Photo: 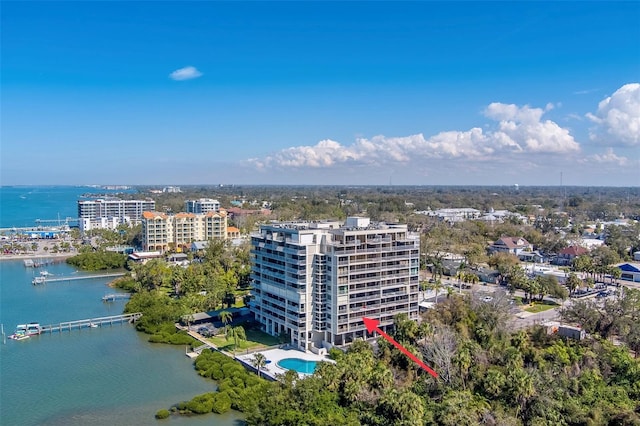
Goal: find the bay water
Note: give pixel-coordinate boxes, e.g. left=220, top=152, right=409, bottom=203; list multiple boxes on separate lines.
left=0, top=186, right=130, bottom=228
left=0, top=187, right=245, bottom=425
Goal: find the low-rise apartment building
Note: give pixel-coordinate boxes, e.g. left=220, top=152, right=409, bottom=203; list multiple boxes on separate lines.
left=141, top=210, right=228, bottom=251
left=250, top=217, right=420, bottom=352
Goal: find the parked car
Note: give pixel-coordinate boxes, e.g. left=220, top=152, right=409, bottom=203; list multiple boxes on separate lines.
left=197, top=325, right=215, bottom=337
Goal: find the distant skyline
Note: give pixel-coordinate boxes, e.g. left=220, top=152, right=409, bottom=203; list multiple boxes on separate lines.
left=2, top=2, right=639, bottom=186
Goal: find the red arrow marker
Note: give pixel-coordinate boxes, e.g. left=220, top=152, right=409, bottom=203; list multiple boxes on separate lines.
left=363, top=317, right=438, bottom=379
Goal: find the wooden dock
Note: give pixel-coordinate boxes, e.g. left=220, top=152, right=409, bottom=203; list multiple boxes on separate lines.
left=102, top=293, right=132, bottom=302
left=37, top=313, right=142, bottom=334
left=24, top=258, right=65, bottom=268
left=37, top=273, right=126, bottom=284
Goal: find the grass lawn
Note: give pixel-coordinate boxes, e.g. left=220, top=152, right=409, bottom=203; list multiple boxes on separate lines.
left=208, top=328, right=280, bottom=352
left=523, top=300, right=559, bottom=313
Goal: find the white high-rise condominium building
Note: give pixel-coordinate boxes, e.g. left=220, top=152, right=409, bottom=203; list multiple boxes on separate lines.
left=78, top=198, right=156, bottom=232
left=250, top=217, right=420, bottom=352
left=78, top=198, right=156, bottom=221
left=185, top=198, right=220, bottom=214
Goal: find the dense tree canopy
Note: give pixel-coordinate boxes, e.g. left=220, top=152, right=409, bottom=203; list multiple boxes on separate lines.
left=246, top=295, right=640, bottom=425
left=66, top=251, right=127, bottom=270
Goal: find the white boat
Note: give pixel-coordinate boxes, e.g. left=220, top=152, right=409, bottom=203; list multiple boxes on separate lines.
left=9, top=324, right=37, bottom=340
left=40, top=270, right=52, bottom=277
left=32, top=276, right=46, bottom=285
left=9, top=332, right=30, bottom=341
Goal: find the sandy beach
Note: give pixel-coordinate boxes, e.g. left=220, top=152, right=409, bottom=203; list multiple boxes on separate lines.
left=0, top=239, right=78, bottom=262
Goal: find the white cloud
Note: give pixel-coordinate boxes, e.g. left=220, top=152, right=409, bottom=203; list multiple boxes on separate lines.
left=587, top=148, right=629, bottom=166
left=169, top=66, right=203, bottom=81
left=566, top=113, right=583, bottom=121
left=573, top=88, right=599, bottom=95
left=249, top=101, right=580, bottom=170
left=586, top=83, right=640, bottom=146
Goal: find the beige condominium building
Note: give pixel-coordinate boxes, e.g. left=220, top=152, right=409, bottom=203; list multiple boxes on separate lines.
left=250, top=217, right=420, bottom=352
left=142, top=210, right=228, bottom=251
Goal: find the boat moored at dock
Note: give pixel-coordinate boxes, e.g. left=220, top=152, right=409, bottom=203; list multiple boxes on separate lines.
left=8, top=323, right=42, bottom=340
left=32, top=276, right=46, bottom=285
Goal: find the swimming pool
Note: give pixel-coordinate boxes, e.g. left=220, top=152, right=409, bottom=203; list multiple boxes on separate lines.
left=277, top=358, right=318, bottom=374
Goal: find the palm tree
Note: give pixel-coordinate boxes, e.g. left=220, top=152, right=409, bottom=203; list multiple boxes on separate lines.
left=226, top=325, right=246, bottom=355
left=446, top=286, right=454, bottom=299
left=251, top=352, right=267, bottom=378
left=566, top=272, right=581, bottom=295
left=433, top=279, right=443, bottom=303
left=467, top=272, right=479, bottom=292
left=610, top=267, right=622, bottom=287
left=510, top=368, right=535, bottom=418
left=219, top=310, right=233, bottom=326
left=453, top=344, right=473, bottom=390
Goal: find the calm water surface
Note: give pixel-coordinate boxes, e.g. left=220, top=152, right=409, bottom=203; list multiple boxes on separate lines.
left=0, top=186, right=245, bottom=425
left=0, top=186, right=132, bottom=228
left=0, top=261, right=244, bottom=425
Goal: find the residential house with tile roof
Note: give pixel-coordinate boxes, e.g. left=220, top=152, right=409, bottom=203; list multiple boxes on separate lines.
left=555, top=245, right=589, bottom=266
left=489, top=237, right=533, bottom=256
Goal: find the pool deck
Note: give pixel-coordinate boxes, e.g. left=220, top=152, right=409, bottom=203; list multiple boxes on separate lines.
left=235, top=347, right=333, bottom=380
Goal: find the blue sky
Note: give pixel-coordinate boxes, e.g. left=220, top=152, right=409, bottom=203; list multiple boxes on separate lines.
left=2, top=1, right=639, bottom=186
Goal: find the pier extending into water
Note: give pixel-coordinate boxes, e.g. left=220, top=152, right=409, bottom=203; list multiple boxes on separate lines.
left=102, top=293, right=132, bottom=302
left=37, top=313, right=142, bottom=334
left=34, top=273, right=126, bottom=284
left=24, top=258, right=67, bottom=268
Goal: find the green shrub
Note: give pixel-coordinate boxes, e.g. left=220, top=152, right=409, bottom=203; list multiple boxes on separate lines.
left=66, top=252, right=127, bottom=270
left=208, top=366, right=224, bottom=380
left=155, top=409, right=170, bottom=419
left=169, top=332, right=195, bottom=345
left=148, top=334, right=168, bottom=343
left=211, top=392, right=232, bottom=414
left=328, top=347, right=344, bottom=360
left=186, top=393, right=215, bottom=414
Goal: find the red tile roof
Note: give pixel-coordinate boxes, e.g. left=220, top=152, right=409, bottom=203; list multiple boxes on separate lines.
left=142, top=211, right=167, bottom=219
left=559, top=246, right=589, bottom=256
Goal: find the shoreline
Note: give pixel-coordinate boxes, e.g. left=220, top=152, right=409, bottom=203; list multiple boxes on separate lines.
left=0, top=253, right=75, bottom=262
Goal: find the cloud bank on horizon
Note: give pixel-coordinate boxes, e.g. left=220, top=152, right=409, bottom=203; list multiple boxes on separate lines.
left=248, top=83, right=639, bottom=173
